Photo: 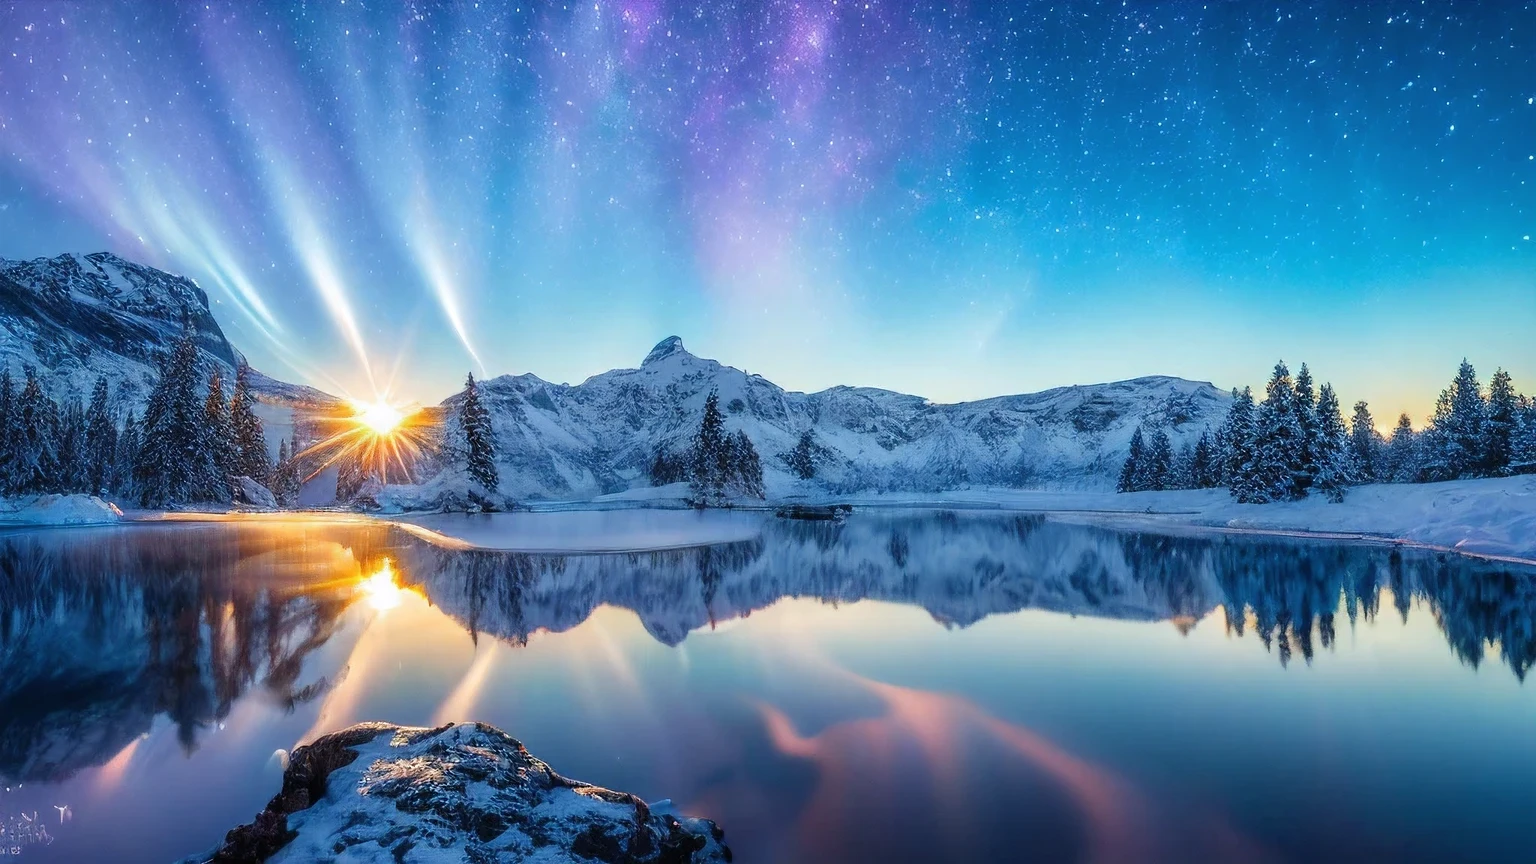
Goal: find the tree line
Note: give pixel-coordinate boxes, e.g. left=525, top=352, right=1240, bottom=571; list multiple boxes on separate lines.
left=0, top=322, right=304, bottom=507
left=1120, top=359, right=1536, bottom=502
left=648, top=389, right=764, bottom=505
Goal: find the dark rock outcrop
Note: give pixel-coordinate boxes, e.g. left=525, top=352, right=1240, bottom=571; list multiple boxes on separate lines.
left=194, top=721, right=730, bottom=864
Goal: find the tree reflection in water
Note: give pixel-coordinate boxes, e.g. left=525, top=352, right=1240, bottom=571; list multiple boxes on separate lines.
left=1, top=513, right=1533, bottom=786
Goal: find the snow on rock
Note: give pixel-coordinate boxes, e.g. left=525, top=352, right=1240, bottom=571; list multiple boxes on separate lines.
left=407, top=335, right=1231, bottom=503
left=0, top=494, right=122, bottom=525
left=233, top=477, right=280, bottom=510
left=192, top=721, right=730, bottom=864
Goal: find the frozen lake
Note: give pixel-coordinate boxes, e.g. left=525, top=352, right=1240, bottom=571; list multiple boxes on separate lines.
left=2, top=513, right=1535, bottom=863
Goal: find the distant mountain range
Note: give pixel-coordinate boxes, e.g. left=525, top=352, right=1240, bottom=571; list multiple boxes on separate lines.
left=445, top=336, right=1230, bottom=498
left=0, top=252, right=1230, bottom=498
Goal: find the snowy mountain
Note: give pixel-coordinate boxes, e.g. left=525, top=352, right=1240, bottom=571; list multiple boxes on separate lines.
left=0, top=251, right=340, bottom=448
left=424, top=336, right=1231, bottom=501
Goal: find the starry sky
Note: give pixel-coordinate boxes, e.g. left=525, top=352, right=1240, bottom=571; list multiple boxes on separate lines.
left=0, top=1, right=1532, bottom=419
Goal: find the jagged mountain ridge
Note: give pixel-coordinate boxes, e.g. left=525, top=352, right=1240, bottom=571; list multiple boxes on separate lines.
left=0, top=251, right=336, bottom=413
left=440, top=335, right=1232, bottom=499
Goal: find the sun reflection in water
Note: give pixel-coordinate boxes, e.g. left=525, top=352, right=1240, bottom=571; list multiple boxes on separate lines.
left=357, top=559, right=403, bottom=611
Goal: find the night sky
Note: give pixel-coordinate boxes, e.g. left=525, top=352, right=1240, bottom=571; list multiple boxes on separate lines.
left=0, top=1, right=1532, bottom=418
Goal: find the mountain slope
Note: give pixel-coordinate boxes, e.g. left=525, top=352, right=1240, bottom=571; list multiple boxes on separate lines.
left=426, top=336, right=1231, bottom=501
left=0, top=252, right=339, bottom=448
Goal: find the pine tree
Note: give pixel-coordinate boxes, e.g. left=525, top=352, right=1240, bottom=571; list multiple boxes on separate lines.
left=1349, top=401, right=1380, bottom=483
left=1294, top=363, right=1319, bottom=493
left=1385, top=413, right=1420, bottom=483
left=114, top=409, right=140, bottom=497
left=137, top=321, right=218, bottom=506
left=1220, top=387, right=1260, bottom=501
left=203, top=369, right=237, bottom=496
left=1190, top=428, right=1219, bottom=488
left=1426, top=359, right=1486, bottom=480
left=13, top=368, right=54, bottom=494
left=0, top=369, right=13, bottom=494
left=84, top=376, right=115, bottom=494
left=730, top=430, right=765, bottom=498
left=230, top=363, right=271, bottom=482
left=1484, top=368, right=1517, bottom=476
left=787, top=430, right=818, bottom=480
left=689, top=390, right=728, bottom=505
left=1144, top=428, right=1174, bottom=491
left=1312, top=383, right=1351, bottom=502
left=459, top=372, right=499, bottom=493
left=270, top=436, right=303, bottom=505
left=53, top=398, right=84, bottom=493
left=1119, top=426, right=1147, bottom=493
left=1252, top=361, right=1305, bottom=501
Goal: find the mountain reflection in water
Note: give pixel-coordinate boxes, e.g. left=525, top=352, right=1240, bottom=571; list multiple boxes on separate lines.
left=1, top=513, right=1534, bottom=863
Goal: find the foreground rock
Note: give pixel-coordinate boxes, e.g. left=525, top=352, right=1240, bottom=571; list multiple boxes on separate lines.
left=0, top=493, right=121, bottom=525
left=193, top=722, right=730, bottom=864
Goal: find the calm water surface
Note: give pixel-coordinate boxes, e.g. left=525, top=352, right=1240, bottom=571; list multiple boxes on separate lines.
left=2, top=512, right=1535, bottom=863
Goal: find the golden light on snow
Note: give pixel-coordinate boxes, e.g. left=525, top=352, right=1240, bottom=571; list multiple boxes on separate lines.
left=358, top=558, right=403, bottom=611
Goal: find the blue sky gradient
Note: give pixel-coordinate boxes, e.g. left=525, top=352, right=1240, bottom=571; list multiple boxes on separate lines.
left=0, top=1, right=1531, bottom=420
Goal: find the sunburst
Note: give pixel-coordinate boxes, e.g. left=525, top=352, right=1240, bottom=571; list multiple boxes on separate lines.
left=297, top=397, right=436, bottom=485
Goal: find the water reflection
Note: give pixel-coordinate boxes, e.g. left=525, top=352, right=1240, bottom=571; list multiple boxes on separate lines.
left=0, top=513, right=1532, bottom=862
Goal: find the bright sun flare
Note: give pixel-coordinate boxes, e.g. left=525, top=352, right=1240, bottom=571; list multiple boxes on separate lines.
left=355, top=400, right=405, bottom=436
left=358, top=559, right=403, bottom=611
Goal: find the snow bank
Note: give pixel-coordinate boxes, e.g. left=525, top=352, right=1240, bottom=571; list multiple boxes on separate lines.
left=835, top=476, right=1536, bottom=564
left=396, top=508, right=766, bottom=553
left=0, top=494, right=122, bottom=526
left=187, top=722, right=730, bottom=864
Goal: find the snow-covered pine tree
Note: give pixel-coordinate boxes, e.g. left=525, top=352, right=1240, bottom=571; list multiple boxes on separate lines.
left=270, top=436, right=303, bottom=505
left=1191, top=428, right=1219, bottom=488
left=1313, top=383, right=1351, bottom=502
left=230, top=363, right=271, bottom=483
left=13, top=367, right=54, bottom=494
left=1293, top=363, right=1319, bottom=493
left=1118, top=425, right=1147, bottom=493
left=730, top=430, right=765, bottom=498
left=1144, top=428, right=1174, bottom=491
left=1516, top=398, right=1536, bottom=468
left=689, top=390, right=728, bottom=505
left=84, top=376, right=116, bottom=495
left=203, top=368, right=238, bottom=497
left=1484, top=368, right=1517, bottom=476
left=1348, top=400, right=1380, bottom=483
left=1426, top=359, right=1486, bottom=480
left=1252, top=361, right=1305, bottom=501
left=0, top=369, right=13, bottom=494
left=459, top=372, right=499, bottom=494
left=136, top=320, right=218, bottom=506
left=53, top=398, right=84, bottom=493
left=1219, top=387, right=1259, bottom=501
left=1385, top=413, right=1420, bottom=483
left=114, top=409, right=140, bottom=498
left=786, top=429, right=818, bottom=480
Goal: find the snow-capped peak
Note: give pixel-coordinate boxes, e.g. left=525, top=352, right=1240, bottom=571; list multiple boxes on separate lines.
left=642, top=335, right=689, bottom=366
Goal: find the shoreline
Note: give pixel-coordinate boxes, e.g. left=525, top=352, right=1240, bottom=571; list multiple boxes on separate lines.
left=3, top=475, right=1531, bottom=567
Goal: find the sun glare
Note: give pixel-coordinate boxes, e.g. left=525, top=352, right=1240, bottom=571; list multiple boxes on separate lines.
left=358, top=559, right=403, bottom=611
left=355, top=399, right=405, bottom=436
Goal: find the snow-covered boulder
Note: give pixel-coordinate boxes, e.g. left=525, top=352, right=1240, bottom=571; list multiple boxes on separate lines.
left=194, top=722, right=730, bottom=864
left=232, top=476, right=279, bottom=510
left=0, top=494, right=121, bottom=525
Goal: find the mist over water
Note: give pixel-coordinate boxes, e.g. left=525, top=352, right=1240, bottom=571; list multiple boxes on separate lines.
left=2, top=515, right=1534, bottom=863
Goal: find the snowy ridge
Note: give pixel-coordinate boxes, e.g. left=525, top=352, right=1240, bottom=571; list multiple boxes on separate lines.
left=0, top=251, right=337, bottom=416
left=420, top=336, right=1231, bottom=501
